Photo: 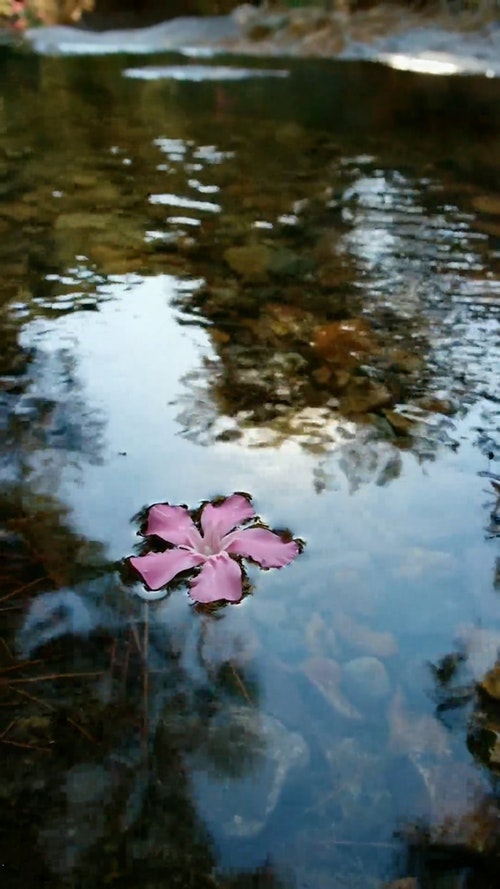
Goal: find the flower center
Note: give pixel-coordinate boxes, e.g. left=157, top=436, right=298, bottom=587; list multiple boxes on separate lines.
left=202, top=541, right=216, bottom=556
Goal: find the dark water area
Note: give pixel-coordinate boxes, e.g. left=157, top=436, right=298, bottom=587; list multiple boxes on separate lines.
left=1, top=46, right=500, bottom=889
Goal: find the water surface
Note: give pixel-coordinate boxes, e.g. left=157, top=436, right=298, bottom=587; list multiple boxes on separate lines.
left=1, top=48, right=500, bottom=888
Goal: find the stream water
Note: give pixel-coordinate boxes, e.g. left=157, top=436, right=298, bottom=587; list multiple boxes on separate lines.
left=0, top=45, right=500, bottom=889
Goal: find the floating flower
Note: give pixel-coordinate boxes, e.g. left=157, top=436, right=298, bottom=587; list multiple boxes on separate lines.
left=128, top=493, right=301, bottom=604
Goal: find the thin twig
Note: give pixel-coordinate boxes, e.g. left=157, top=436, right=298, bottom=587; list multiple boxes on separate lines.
left=12, top=681, right=98, bottom=744
left=315, top=838, right=398, bottom=849
left=0, top=738, right=51, bottom=753
left=120, top=640, right=131, bottom=692
left=0, top=575, right=49, bottom=603
left=130, top=622, right=143, bottom=658
left=109, top=638, right=117, bottom=681
left=0, top=637, right=14, bottom=659
left=11, top=687, right=54, bottom=711
left=67, top=717, right=98, bottom=744
left=6, top=671, right=104, bottom=685
left=0, top=660, right=42, bottom=676
left=143, top=605, right=149, bottom=745
left=0, top=719, right=16, bottom=740
left=230, top=662, right=252, bottom=704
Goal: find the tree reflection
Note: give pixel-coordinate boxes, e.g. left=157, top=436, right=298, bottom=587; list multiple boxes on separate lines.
left=169, top=140, right=499, bottom=487
left=2, top=47, right=499, bottom=496
left=389, top=615, right=500, bottom=889
left=1, top=523, right=297, bottom=887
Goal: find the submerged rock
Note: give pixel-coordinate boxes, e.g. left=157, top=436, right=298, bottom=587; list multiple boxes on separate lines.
left=17, top=589, right=96, bottom=658
left=334, top=610, right=398, bottom=658
left=407, top=760, right=495, bottom=853
left=224, top=244, right=271, bottom=282
left=388, top=689, right=449, bottom=758
left=304, top=612, right=338, bottom=659
left=383, top=408, right=416, bottom=437
left=479, top=662, right=500, bottom=701
left=302, top=656, right=362, bottom=721
left=311, top=318, right=378, bottom=368
left=472, top=194, right=500, bottom=216
left=323, top=736, right=392, bottom=834
left=342, top=656, right=391, bottom=706
left=339, top=377, right=392, bottom=415
left=189, top=706, right=309, bottom=838
left=458, top=626, right=500, bottom=682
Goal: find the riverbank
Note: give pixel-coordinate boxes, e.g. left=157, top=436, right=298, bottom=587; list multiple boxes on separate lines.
left=2, top=4, right=497, bottom=77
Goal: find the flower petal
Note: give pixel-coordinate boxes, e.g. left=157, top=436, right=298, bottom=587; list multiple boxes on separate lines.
left=144, top=504, right=203, bottom=549
left=129, top=550, right=204, bottom=591
left=200, top=494, right=255, bottom=549
left=188, top=553, right=243, bottom=604
left=223, top=528, right=299, bottom=568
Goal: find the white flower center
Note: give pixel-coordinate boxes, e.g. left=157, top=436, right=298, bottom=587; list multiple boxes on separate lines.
left=202, top=542, right=216, bottom=556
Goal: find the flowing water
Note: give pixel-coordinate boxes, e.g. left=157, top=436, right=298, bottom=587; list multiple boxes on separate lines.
left=1, top=45, right=500, bottom=888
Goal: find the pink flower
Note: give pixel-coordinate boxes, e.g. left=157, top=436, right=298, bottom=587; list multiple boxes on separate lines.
left=128, top=493, right=300, bottom=605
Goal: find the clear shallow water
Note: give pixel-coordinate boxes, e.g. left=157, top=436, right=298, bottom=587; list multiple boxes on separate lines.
left=1, top=48, right=500, bottom=889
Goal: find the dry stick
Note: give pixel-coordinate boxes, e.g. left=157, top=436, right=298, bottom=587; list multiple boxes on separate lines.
left=0, top=575, right=49, bottom=603
left=143, top=605, right=149, bottom=746
left=11, top=686, right=54, bottom=711
left=0, top=737, right=51, bottom=753
left=67, top=717, right=99, bottom=745
left=0, top=719, right=16, bottom=740
left=0, top=637, right=14, bottom=659
left=317, top=839, right=398, bottom=849
left=130, top=621, right=143, bottom=658
left=12, top=675, right=98, bottom=745
left=121, top=640, right=131, bottom=691
left=230, top=662, right=252, bottom=704
left=109, top=638, right=117, bottom=682
left=0, top=659, right=42, bottom=676
left=6, top=671, right=104, bottom=685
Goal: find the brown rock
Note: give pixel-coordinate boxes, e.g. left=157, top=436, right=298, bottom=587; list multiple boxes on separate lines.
left=54, top=211, right=108, bottom=231
left=389, top=349, right=423, bottom=375
left=480, top=662, right=500, bottom=700
left=331, top=368, right=351, bottom=390
left=472, top=194, right=500, bottom=216
left=211, top=329, right=230, bottom=345
left=384, top=409, right=415, bottom=436
left=312, top=365, right=331, bottom=385
left=416, top=396, right=458, bottom=416
left=489, top=731, right=500, bottom=765
left=476, top=219, right=500, bottom=238
left=339, top=378, right=392, bottom=415
left=311, top=318, right=377, bottom=367
left=265, top=302, right=313, bottom=339
left=0, top=202, right=37, bottom=222
left=224, top=244, right=271, bottom=282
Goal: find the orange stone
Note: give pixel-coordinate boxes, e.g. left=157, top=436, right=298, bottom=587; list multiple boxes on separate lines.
left=311, top=318, right=377, bottom=367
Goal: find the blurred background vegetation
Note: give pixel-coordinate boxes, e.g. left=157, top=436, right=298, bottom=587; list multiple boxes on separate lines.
left=0, top=0, right=499, bottom=29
